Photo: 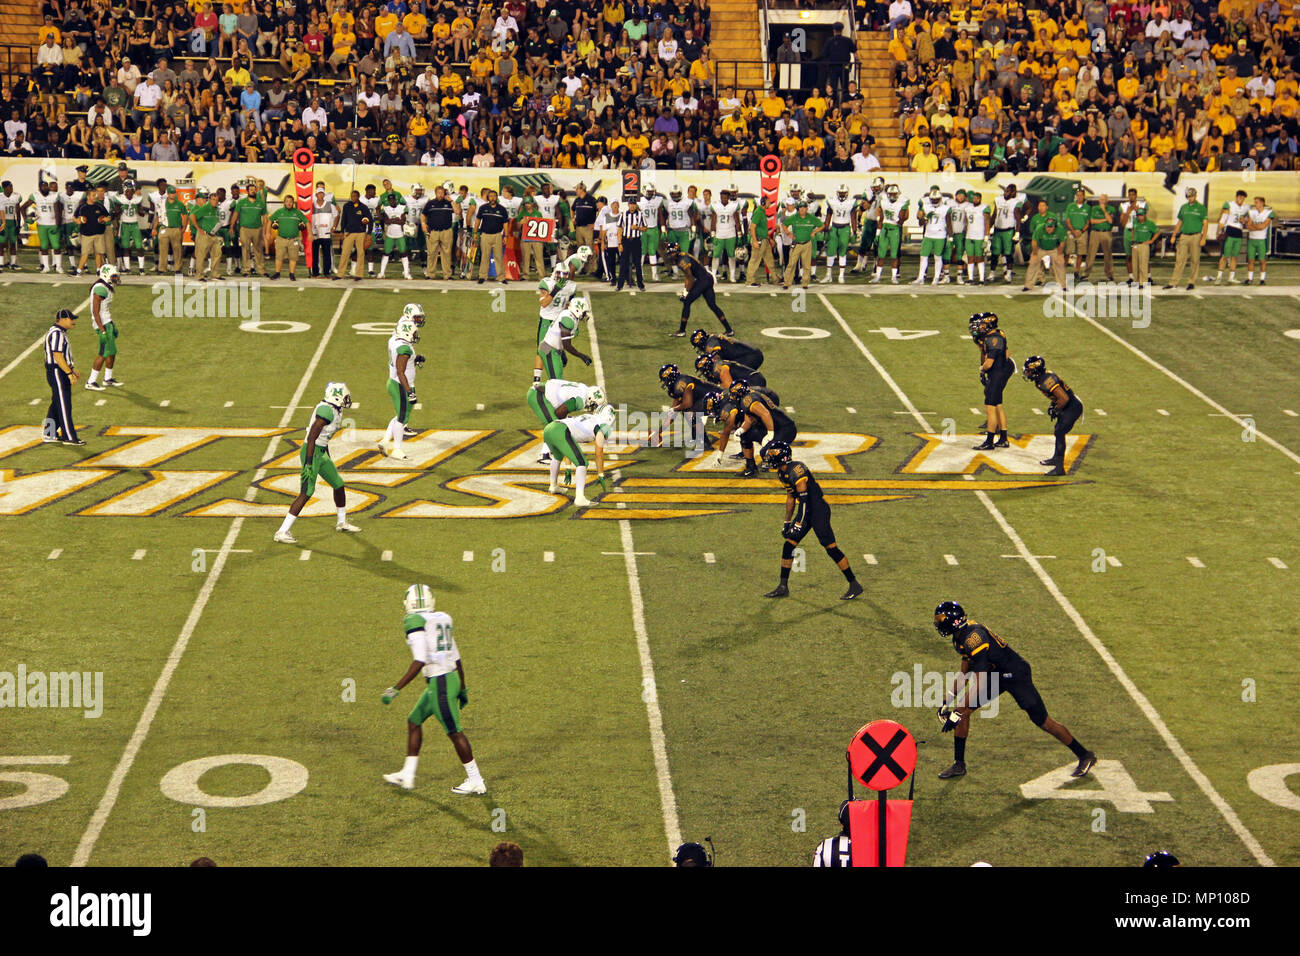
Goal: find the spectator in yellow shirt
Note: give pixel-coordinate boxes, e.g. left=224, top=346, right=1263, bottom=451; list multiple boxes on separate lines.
left=329, top=30, right=355, bottom=73
left=375, top=10, right=399, bottom=39
left=1117, top=68, right=1139, bottom=101
left=721, top=109, right=748, bottom=136
left=803, top=91, right=829, bottom=119
left=802, top=134, right=825, bottom=153
left=626, top=129, right=650, bottom=157
left=36, top=16, right=60, bottom=45
left=778, top=132, right=802, bottom=154
left=404, top=10, right=429, bottom=40
left=470, top=48, right=494, bottom=82
left=551, top=92, right=572, bottom=118
left=1048, top=142, right=1080, bottom=171
left=431, top=13, right=451, bottom=42
left=439, top=66, right=464, bottom=96
left=911, top=141, right=940, bottom=171
left=1134, top=146, right=1157, bottom=171
left=760, top=91, right=786, bottom=118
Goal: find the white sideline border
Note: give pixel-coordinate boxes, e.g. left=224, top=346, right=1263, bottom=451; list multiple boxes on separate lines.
left=817, top=292, right=1275, bottom=868
left=72, top=288, right=354, bottom=866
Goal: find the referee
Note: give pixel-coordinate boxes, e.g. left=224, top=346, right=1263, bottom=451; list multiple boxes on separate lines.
left=617, top=196, right=645, bottom=291
left=43, top=308, right=84, bottom=445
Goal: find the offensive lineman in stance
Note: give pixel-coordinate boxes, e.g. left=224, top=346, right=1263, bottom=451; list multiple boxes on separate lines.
left=542, top=401, right=615, bottom=508
left=382, top=584, right=487, bottom=795
left=933, top=601, right=1096, bottom=780
left=274, top=381, right=362, bottom=543
left=529, top=379, right=604, bottom=464
left=762, top=441, right=862, bottom=600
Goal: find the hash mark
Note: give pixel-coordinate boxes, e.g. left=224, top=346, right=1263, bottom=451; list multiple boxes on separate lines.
left=299, top=550, right=311, bottom=561
left=47, top=549, right=61, bottom=560
left=1268, top=557, right=1288, bottom=569
left=543, top=551, right=554, bottom=562
left=1157, top=409, right=1170, bottom=416
left=864, top=553, right=877, bottom=565
left=159, top=400, right=170, bottom=407
left=703, top=552, right=715, bottom=564
left=463, top=550, right=474, bottom=562
left=1106, top=555, right=1123, bottom=567
left=943, top=554, right=958, bottom=565
left=380, top=550, right=392, bottom=562
left=131, top=549, right=146, bottom=560
left=1186, top=556, right=1205, bottom=568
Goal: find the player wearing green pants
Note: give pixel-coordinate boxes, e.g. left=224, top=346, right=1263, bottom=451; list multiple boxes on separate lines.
left=381, top=584, right=486, bottom=795
left=110, top=180, right=148, bottom=274
left=530, top=380, right=603, bottom=464
left=538, top=296, right=592, bottom=381
left=871, top=185, right=908, bottom=283
left=542, top=402, right=615, bottom=507
left=0, top=181, right=21, bottom=269
left=1245, top=196, right=1274, bottom=285
left=640, top=184, right=665, bottom=279
left=274, top=381, right=361, bottom=543
left=822, top=184, right=856, bottom=283
left=664, top=185, right=697, bottom=276
left=83, top=264, right=122, bottom=390
left=1210, top=189, right=1249, bottom=284
left=381, top=308, right=425, bottom=460
left=534, top=261, right=578, bottom=382
left=27, top=180, right=62, bottom=273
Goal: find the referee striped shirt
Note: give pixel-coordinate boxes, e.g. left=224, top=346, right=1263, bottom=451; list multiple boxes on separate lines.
left=813, top=835, right=852, bottom=867
left=44, top=324, right=72, bottom=368
left=620, top=208, right=643, bottom=238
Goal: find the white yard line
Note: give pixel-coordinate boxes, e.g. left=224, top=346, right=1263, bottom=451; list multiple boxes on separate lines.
left=73, top=288, right=353, bottom=866
left=817, top=292, right=1275, bottom=867
left=0, top=296, right=92, bottom=383
left=1049, top=292, right=1300, bottom=468
left=587, top=310, right=683, bottom=860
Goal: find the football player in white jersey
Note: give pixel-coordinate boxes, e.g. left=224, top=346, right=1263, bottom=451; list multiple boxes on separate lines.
left=708, top=187, right=742, bottom=283
left=944, top=188, right=969, bottom=284
left=852, top=177, right=884, bottom=273
left=640, top=184, right=666, bottom=280
left=535, top=183, right=562, bottom=268
left=377, top=193, right=413, bottom=279
left=274, top=381, right=361, bottom=543
left=534, top=260, right=579, bottom=383
left=57, top=181, right=81, bottom=273
left=381, top=311, right=425, bottom=459
left=1209, top=188, right=1249, bottom=284
left=663, top=185, right=697, bottom=277
left=382, top=584, right=487, bottom=796
left=25, top=178, right=63, bottom=274
left=822, top=184, right=856, bottom=283
left=540, top=402, right=614, bottom=507
left=0, top=180, right=22, bottom=269
left=1245, top=195, right=1274, bottom=285
left=405, top=182, right=429, bottom=272
left=963, top=190, right=992, bottom=284
left=914, top=187, right=952, bottom=285
left=990, top=183, right=1026, bottom=282
left=871, top=184, right=909, bottom=283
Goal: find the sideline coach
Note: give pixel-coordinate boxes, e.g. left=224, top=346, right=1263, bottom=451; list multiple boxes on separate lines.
left=44, top=308, right=84, bottom=445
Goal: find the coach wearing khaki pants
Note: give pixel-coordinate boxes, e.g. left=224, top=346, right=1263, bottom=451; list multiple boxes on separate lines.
left=747, top=204, right=775, bottom=285
left=1164, top=188, right=1209, bottom=290
left=1023, top=217, right=1068, bottom=289
left=234, top=187, right=269, bottom=275
left=266, top=195, right=308, bottom=280
left=187, top=187, right=223, bottom=280
left=421, top=185, right=455, bottom=279
left=781, top=200, right=822, bottom=288
left=337, top=190, right=371, bottom=281
left=1083, top=194, right=1116, bottom=281
left=156, top=185, right=187, bottom=274
left=1128, top=207, right=1159, bottom=285
left=475, top=190, right=509, bottom=283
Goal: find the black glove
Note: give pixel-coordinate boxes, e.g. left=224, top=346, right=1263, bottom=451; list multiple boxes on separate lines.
left=1048, top=403, right=1059, bottom=420
left=938, top=704, right=958, bottom=732
left=979, top=370, right=988, bottom=386
left=581, top=354, right=592, bottom=366
left=413, top=354, right=426, bottom=369
left=781, top=521, right=794, bottom=538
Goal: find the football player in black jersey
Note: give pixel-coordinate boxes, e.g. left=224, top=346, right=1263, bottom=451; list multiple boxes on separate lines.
left=691, top=328, right=764, bottom=370
left=762, top=441, right=863, bottom=600
left=971, top=312, right=1013, bottom=450
left=657, top=362, right=718, bottom=449
left=664, top=241, right=733, bottom=337
left=717, top=381, right=796, bottom=477
left=932, top=600, right=1096, bottom=780
left=694, top=352, right=768, bottom=391
left=1022, top=356, right=1083, bottom=476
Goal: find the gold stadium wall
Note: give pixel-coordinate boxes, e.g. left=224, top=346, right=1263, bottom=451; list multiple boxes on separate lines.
left=2, top=159, right=1297, bottom=223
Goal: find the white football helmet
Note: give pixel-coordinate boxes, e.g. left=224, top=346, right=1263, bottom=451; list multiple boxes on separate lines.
left=394, top=316, right=420, bottom=344
left=837, top=183, right=849, bottom=198
left=404, top=583, right=434, bottom=613
left=552, top=261, right=572, bottom=281
left=401, top=302, right=426, bottom=326
left=886, top=184, right=901, bottom=200
left=871, top=176, right=885, bottom=191
left=324, top=381, right=352, bottom=408
left=98, top=263, right=120, bottom=285
left=585, top=385, right=605, bottom=411
left=570, top=295, right=592, bottom=323
left=593, top=403, right=616, bottom=432
left=575, top=244, right=593, bottom=262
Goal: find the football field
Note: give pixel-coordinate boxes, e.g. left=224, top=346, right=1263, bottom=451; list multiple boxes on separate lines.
left=1, top=271, right=1298, bottom=867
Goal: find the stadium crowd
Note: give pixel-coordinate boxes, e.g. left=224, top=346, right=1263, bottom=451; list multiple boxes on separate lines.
left=868, top=0, right=1300, bottom=172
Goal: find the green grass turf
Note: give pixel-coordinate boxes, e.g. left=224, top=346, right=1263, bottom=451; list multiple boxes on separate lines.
left=0, top=271, right=1297, bottom=867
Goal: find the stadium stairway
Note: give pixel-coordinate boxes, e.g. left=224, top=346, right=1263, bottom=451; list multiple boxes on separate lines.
left=709, top=0, right=766, bottom=90
left=856, top=30, right=905, bottom=170
left=0, top=0, right=40, bottom=83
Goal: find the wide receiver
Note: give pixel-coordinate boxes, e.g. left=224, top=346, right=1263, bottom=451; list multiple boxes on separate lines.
left=761, top=440, right=862, bottom=600
left=84, top=264, right=123, bottom=390
left=382, top=584, right=487, bottom=795
left=274, top=381, right=362, bottom=543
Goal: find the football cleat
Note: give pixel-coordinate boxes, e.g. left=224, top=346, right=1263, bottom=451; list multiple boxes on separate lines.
left=1071, top=752, right=1097, bottom=777
left=335, top=521, right=361, bottom=533
left=992, top=436, right=1009, bottom=448
left=383, top=772, right=415, bottom=791
left=841, top=581, right=864, bottom=600
left=938, top=761, right=967, bottom=779
left=1039, top=457, right=1062, bottom=467
left=84, top=381, right=104, bottom=390
left=574, top=493, right=592, bottom=507
left=1046, top=465, right=1065, bottom=476
left=403, top=425, right=417, bottom=438
left=764, top=583, right=789, bottom=598
left=105, top=378, right=125, bottom=387
left=452, top=779, right=487, bottom=795
left=273, top=530, right=297, bottom=545
left=972, top=436, right=995, bottom=450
